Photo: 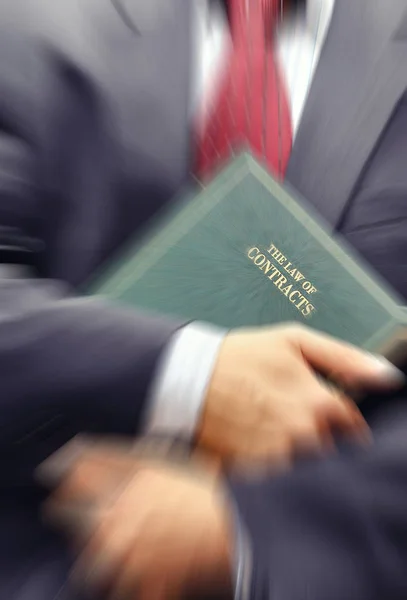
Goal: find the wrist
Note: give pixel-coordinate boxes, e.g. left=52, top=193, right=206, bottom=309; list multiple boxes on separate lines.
left=188, top=479, right=235, bottom=598
left=145, top=322, right=226, bottom=439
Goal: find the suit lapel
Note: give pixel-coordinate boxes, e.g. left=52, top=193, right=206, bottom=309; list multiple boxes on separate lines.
left=109, top=0, right=176, bottom=34
left=286, top=0, right=407, bottom=229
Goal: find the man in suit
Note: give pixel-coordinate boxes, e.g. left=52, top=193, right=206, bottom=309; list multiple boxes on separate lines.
left=0, top=0, right=405, bottom=598
left=35, top=0, right=407, bottom=599
left=0, top=0, right=380, bottom=477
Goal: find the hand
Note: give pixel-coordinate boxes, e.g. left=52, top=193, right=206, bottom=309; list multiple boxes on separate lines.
left=41, top=439, right=233, bottom=600
left=197, top=324, right=403, bottom=467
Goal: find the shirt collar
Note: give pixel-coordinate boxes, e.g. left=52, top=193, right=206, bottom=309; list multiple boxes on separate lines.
left=279, top=0, right=335, bottom=48
left=207, top=0, right=334, bottom=31
left=204, top=0, right=335, bottom=42
left=306, top=0, right=335, bottom=38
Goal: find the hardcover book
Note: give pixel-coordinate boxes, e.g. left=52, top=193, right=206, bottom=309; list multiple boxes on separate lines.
left=87, top=154, right=407, bottom=363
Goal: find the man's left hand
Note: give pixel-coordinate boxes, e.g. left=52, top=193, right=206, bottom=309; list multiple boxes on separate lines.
left=40, top=439, right=234, bottom=600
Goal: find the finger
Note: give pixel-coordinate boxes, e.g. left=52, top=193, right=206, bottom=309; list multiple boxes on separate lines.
left=73, top=524, right=133, bottom=597
left=311, top=383, right=372, bottom=443
left=289, top=406, right=366, bottom=458
left=287, top=419, right=327, bottom=453
left=230, top=454, right=291, bottom=478
left=75, top=501, right=147, bottom=593
left=313, top=416, right=337, bottom=452
left=297, top=376, right=371, bottom=442
left=37, top=436, right=143, bottom=484
left=42, top=500, right=101, bottom=541
left=36, top=436, right=91, bottom=488
left=323, top=396, right=372, bottom=443
left=293, top=327, right=404, bottom=390
left=138, top=579, right=181, bottom=600
left=290, top=425, right=336, bottom=463
left=41, top=436, right=195, bottom=488
left=45, top=463, right=127, bottom=507
left=228, top=432, right=292, bottom=473
left=125, top=541, right=191, bottom=600
left=106, top=553, right=145, bottom=600
left=37, top=440, right=139, bottom=504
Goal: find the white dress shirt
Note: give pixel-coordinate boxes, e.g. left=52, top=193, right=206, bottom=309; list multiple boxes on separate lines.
left=145, top=0, right=335, bottom=439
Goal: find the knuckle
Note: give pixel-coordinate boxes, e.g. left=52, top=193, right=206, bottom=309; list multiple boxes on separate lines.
left=243, top=435, right=290, bottom=464
left=288, top=425, right=323, bottom=451
left=289, top=419, right=317, bottom=439
left=320, top=396, right=357, bottom=425
left=265, top=322, right=306, bottom=342
left=309, top=387, right=337, bottom=409
left=283, top=322, right=307, bottom=337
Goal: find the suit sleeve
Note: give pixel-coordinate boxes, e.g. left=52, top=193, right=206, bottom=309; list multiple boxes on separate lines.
left=228, top=400, right=407, bottom=600
left=0, top=32, right=185, bottom=483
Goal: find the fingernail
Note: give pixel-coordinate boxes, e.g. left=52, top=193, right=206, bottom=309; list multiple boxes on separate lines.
left=35, top=437, right=88, bottom=487
left=367, top=354, right=405, bottom=382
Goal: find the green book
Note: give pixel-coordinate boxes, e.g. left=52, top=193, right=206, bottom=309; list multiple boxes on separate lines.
left=87, top=153, right=407, bottom=364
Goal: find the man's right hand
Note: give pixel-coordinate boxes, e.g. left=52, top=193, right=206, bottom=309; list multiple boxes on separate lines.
left=196, top=324, right=403, bottom=467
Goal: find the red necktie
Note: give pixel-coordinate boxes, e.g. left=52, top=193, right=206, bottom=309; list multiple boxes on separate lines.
left=195, top=0, right=292, bottom=181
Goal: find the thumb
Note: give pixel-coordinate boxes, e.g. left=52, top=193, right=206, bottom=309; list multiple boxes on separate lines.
left=294, top=328, right=404, bottom=390
left=139, top=580, right=181, bottom=600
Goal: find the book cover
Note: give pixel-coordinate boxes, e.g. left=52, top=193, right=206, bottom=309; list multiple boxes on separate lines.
left=87, top=153, right=407, bottom=355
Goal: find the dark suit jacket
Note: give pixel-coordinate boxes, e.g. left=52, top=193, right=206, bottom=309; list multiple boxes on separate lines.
left=1, top=0, right=407, bottom=598
left=230, top=2, right=407, bottom=598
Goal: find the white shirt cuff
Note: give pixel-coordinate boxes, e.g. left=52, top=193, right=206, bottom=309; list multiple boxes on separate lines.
left=143, top=322, right=226, bottom=439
